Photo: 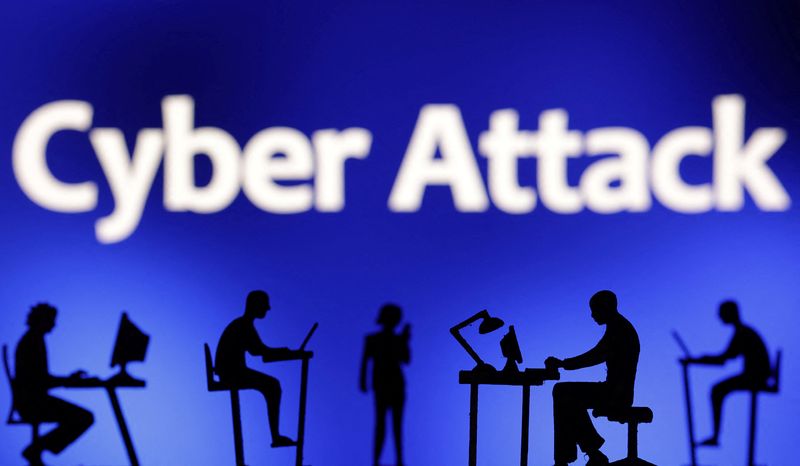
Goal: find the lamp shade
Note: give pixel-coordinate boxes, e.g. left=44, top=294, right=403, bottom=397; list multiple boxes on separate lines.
left=478, top=316, right=504, bottom=334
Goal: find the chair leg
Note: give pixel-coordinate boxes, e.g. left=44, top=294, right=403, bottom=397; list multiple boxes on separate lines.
left=627, top=422, right=638, bottom=459
left=748, top=392, right=757, bottom=466
left=608, top=422, right=656, bottom=466
left=230, top=390, right=245, bottom=466
left=610, top=458, right=656, bottom=466
left=32, top=423, right=40, bottom=442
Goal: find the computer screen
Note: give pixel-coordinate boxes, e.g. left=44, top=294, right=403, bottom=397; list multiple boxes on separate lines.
left=111, top=312, right=150, bottom=370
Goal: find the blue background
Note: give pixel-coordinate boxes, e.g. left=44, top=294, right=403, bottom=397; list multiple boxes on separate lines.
left=1, top=1, right=799, bottom=464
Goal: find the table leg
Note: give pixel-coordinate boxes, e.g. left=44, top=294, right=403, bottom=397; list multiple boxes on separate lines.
left=106, top=387, right=140, bottom=466
left=681, top=363, right=697, bottom=466
left=521, top=385, right=530, bottom=466
left=748, top=392, right=757, bottom=466
left=231, top=390, right=245, bottom=466
left=296, top=358, right=309, bottom=466
left=469, top=384, right=478, bottom=466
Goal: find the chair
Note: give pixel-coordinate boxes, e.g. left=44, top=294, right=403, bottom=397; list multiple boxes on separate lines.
left=747, top=349, right=781, bottom=466
left=204, top=343, right=246, bottom=466
left=592, top=405, right=655, bottom=465
left=3, top=344, right=42, bottom=444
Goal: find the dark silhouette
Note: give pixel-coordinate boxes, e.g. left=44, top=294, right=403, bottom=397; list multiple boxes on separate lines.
left=451, top=310, right=560, bottom=466
left=110, top=312, right=149, bottom=385
left=12, top=303, right=94, bottom=466
left=360, top=303, right=410, bottom=466
left=545, top=290, right=643, bottom=466
left=103, top=312, right=149, bottom=466
left=591, top=406, right=654, bottom=466
left=215, top=290, right=296, bottom=448
left=7, top=307, right=148, bottom=466
left=3, top=344, right=42, bottom=439
left=501, top=325, right=523, bottom=373
left=681, top=300, right=780, bottom=465
left=450, top=309, right=505, bottom=372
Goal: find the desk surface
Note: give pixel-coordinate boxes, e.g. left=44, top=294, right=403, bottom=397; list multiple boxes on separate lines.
left=459, top=367, right=560, bottom=386
left=63, top=374, right=146, bottom=389
left=262, top=350, right=313, bottom=363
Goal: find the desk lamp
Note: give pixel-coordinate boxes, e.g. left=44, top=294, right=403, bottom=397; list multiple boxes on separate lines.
left=450, top=310, right=505, bottom=372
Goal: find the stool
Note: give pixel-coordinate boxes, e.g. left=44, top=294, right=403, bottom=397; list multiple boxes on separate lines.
left=204, top=343, right=246, bottom=466
left=747, top=350, right=781, bottom=466
left=593, top=406, right=655, bottom=466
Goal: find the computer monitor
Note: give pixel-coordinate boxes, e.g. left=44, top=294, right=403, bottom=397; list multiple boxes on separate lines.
left=111, top=312, right=149, bottom=378
left=500, top=325, right=523, bottom=373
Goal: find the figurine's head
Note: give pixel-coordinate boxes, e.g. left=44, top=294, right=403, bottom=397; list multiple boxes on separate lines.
left=245, top=290, right=271, bottom=319
left=589, top=290, right=618, bottom=325
left=718, top=300, right=741, bottom=325
left=377, top=303, right=402, bottom=329
left=27, top=303, right=57, bottom=334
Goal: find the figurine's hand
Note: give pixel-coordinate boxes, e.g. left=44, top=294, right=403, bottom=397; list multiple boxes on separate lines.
left=545, top=357, right=563, bottom=370
left=262, top=347, right=296, bottom=362
left=402, top=324, right=411, bottom=340
left=268, top=347, right=292, bottom=356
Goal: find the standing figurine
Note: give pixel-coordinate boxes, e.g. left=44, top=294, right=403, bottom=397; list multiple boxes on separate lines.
left=360, top=304, right=411, bottom=466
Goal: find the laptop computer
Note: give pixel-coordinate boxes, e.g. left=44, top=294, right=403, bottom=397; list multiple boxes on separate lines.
left=672, top=330, right=692, bottom=358
left=299, top=322, right=318, bottom=351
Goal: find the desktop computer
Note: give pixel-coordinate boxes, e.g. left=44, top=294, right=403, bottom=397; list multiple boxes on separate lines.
left=110, top=312, right=149, bottom=385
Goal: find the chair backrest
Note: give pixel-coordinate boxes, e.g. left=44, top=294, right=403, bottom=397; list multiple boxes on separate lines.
left=3, top=344, right=19, bottom=425
left=2, top=345, right=12, bottom=386
left=204, top=343, right=215, bottom=390
left=4, top=344, right=49, bottom=429
left=771, top=349, right=782, bottom=392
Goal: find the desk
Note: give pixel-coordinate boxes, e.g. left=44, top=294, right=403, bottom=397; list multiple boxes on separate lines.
left=262, top=350, right=313, bottom=466
left=459, top=368, right=559, bottom=466
left=64, top=373, right=145, bottom=466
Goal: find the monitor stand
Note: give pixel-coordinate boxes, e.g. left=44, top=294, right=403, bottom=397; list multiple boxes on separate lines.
left=109, top=364, right=146, bottom=387
left=502, top=358, right=520, bottom=373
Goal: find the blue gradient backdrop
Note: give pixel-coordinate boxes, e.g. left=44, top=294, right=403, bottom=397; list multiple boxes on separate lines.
left=1, top=1, right=799, bottom=465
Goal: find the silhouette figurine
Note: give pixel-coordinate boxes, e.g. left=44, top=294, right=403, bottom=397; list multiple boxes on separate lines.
left=14, top=303, right=94, bottom=466
left=683, top=300, right=771, bottom=447
left=545, top=290, right=640, bottom=466
left=215, top=290, right=296, bottom=447
left=360, top=304, right=411, bottom=466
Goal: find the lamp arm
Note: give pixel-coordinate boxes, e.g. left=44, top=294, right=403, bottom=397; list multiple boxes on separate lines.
left=450, top=310, right=489, bottom=366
